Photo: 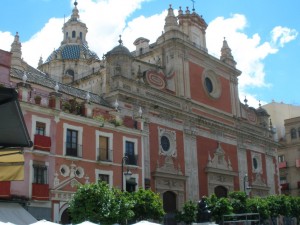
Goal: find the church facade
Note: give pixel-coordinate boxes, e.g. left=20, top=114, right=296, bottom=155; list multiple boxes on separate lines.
left=0, top=2, right=279, bottom=223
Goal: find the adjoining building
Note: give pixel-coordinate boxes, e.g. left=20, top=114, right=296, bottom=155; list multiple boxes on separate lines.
left=263, top=101, right=300, bottom=196
left=0, top=2, right=279, bottom=223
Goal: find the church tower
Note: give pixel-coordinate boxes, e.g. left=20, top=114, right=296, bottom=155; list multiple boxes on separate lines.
left=37, top=0, right=102, bottom=93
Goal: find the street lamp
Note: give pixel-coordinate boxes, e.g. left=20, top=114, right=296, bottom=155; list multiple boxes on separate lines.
left=243, top=174, right=251, bottom=196
left=121, top=156, right=132, bottom=192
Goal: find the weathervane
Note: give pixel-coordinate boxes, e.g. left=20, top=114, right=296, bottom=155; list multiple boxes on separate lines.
left=191, top=0, right=195, bottom=12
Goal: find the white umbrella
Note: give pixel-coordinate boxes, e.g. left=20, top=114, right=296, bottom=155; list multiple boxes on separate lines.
left=77, top=222, right=99, bottom=225
left=30, top=220, right=59, bottom=225
left=132, top=221, right=161, bottom=225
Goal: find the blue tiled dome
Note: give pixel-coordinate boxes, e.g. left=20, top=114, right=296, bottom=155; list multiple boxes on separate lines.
left=45, top=44, right=99, bottom=63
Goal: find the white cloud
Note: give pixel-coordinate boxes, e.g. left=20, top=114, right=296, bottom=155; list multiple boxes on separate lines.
left=271, top=26, right=298, bottom=47
left=206, top=14, right=278, bottom=91
left=0, top=0, right=297, bottom=108
left=0, top=31, right=14, bottom=52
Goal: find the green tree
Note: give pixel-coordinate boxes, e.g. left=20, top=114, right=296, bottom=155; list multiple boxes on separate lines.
left=290, top=196, right=300, bottom=225
left=130, top=188, right=164, bottom=222
left=246, top=196, right=270, bottom=223
left=175, top=200, right=197, bottom=225
left=229, top=191, right=247, bottom=214
left=68, top=182, right=134, bottom=225
left=207, top=195, right=233, bottom=223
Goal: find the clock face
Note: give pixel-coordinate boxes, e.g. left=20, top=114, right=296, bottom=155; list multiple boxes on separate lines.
left=161, top=135, right=170, bottom=152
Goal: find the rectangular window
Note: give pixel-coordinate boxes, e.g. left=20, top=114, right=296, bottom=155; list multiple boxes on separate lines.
left=66, top=129, right=78, bottom=157
left=280, top=176, right=287, bottom=184
left=125, top=141, right=136, bottom=165
left=99, top=136, right=109, bottom=161
left=278, top=155, right=285, bottom=163
left=98, top=174, right=109, bottom=184
left=36, top=122, right=46, bottom=135
left=33, top=164, right=48, bottom=184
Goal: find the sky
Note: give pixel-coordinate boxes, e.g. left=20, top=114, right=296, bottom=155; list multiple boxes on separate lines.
left=0, top=0, right=299, bottom=108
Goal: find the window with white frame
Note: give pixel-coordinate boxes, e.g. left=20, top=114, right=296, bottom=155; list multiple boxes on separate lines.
left=95, top=169, right=113, bottom=187
left=123, top=137, right=138, bottom=166
left=95, top=131, right=113, bottom=162
left=33, top=162, right=48, bottom=184
left=63, top=123, right=83, bottom=158
left=278, top=155, right=285, bottom=163
left=32, top=115, right=50, bottom=137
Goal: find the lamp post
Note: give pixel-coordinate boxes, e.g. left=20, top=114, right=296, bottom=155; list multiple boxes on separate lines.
left=121, top=156, right=132, bottom=192
left=243, top=173, right=251, bottom=196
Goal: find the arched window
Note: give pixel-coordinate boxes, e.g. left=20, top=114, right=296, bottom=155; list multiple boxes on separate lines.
left=214, top=185, right=228, bottom=198
left=80, top=32, right=82, bottom=40
left=66, top=32, right=68, bottom=39
left=65, top=69, right=74, bottom=77
left=72, top=31, right=76, bottom=38
left=291, top=128, right=297, bottom=139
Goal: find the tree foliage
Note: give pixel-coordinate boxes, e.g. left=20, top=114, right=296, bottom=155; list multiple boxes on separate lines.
left=130, top=188, right=164, bottom=222
left=175, top=200, right=197, bottom=225
left=69, top=183, right=164, bottom=225
left=176, top=192, right=300, bottom=225
left=206, top=194, right=233, bottom=223
left=228, top=191, right=248, bottom=214
left=68, top=182, right=134, bottom=225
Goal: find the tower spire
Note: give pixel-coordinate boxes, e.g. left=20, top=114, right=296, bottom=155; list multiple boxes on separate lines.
left=191, top=0, right=195, bottom=12
left=220, top=37, right=237, bottom=68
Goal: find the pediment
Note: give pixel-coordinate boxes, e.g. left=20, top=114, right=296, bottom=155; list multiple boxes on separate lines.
left=52, top=177, right=83, bottom=192
left=206, top=142, right=232, bottom=171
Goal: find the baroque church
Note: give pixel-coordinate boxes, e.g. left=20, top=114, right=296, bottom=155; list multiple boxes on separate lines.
left=0, top=1, right=279, bottom=223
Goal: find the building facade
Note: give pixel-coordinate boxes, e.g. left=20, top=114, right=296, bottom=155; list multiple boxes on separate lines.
left=0, top=2, right=279, bottom=223
left=262, top=102, right=300, bottom=196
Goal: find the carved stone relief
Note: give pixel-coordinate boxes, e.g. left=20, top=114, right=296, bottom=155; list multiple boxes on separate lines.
left=206, top=142, right=237, bottom=196
left=153, top=156, right=186, bottom=210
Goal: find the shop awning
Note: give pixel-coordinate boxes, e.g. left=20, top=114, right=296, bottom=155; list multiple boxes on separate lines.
left=0, top=149, right=24, bottom=181
left=0, top=87, right=32, bottom=181
left=0, top=87, right=33, bottom=148
left=0, top=203, right=37, bottom=225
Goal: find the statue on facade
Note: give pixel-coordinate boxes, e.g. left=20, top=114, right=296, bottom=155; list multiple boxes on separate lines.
left=197, top=196, right=211, bottom=223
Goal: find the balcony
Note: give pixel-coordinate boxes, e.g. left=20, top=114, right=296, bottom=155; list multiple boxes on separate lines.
left=32, top=183, right=49, bottom=200
left=34, top=134, right=51, bottom=152
left=97, top=148, right=113, bottom=162
left=281, top=183, right=289, bottom=191
left=278, top=161, right=287, bottom=169
left=65, top=143, right=82, bottom=158
left=126, top=154, right=138, bottom=166
left=296, top=159, right=300, bottom=168
left=0, top=181, right=11, bottom=198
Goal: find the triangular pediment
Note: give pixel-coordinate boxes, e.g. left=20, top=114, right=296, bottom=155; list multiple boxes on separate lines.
left=52, top=177, right=83, bottom=192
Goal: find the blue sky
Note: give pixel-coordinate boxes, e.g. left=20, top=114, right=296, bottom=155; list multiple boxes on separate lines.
left=0, top=0, right=299, bottom=107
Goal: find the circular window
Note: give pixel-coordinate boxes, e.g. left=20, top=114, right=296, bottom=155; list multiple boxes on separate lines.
left=253, top=158, right=258, bottom=170
left=202, top=70, right=221, bottom=99
left=161, top=136, right=170, bottom=152
left=60, top=165, right=70, bottom=177
left=205, top=77, right=213, bottom=93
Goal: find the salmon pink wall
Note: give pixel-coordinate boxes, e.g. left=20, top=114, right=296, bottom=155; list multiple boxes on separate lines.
left=197, top=136, right=239, bottom=197
left=148, top=123, right=185, bottom=189
left=189, top=61, right=232, bottom=113
left=246, top=151, right=268, bottom=188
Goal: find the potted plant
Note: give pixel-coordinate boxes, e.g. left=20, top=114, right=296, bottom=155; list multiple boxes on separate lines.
left=62, top=101, right=71, bottom=112
left=34, top=95, right=42, bottom=104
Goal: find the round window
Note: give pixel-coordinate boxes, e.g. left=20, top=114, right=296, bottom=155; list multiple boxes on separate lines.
left=205, top=77, right=213, bottom=93
left=253, top=157, right=258, bottom=169
left=202, top=70, right=221, bottom=99
left=161, top=136, right=170, bottom=152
